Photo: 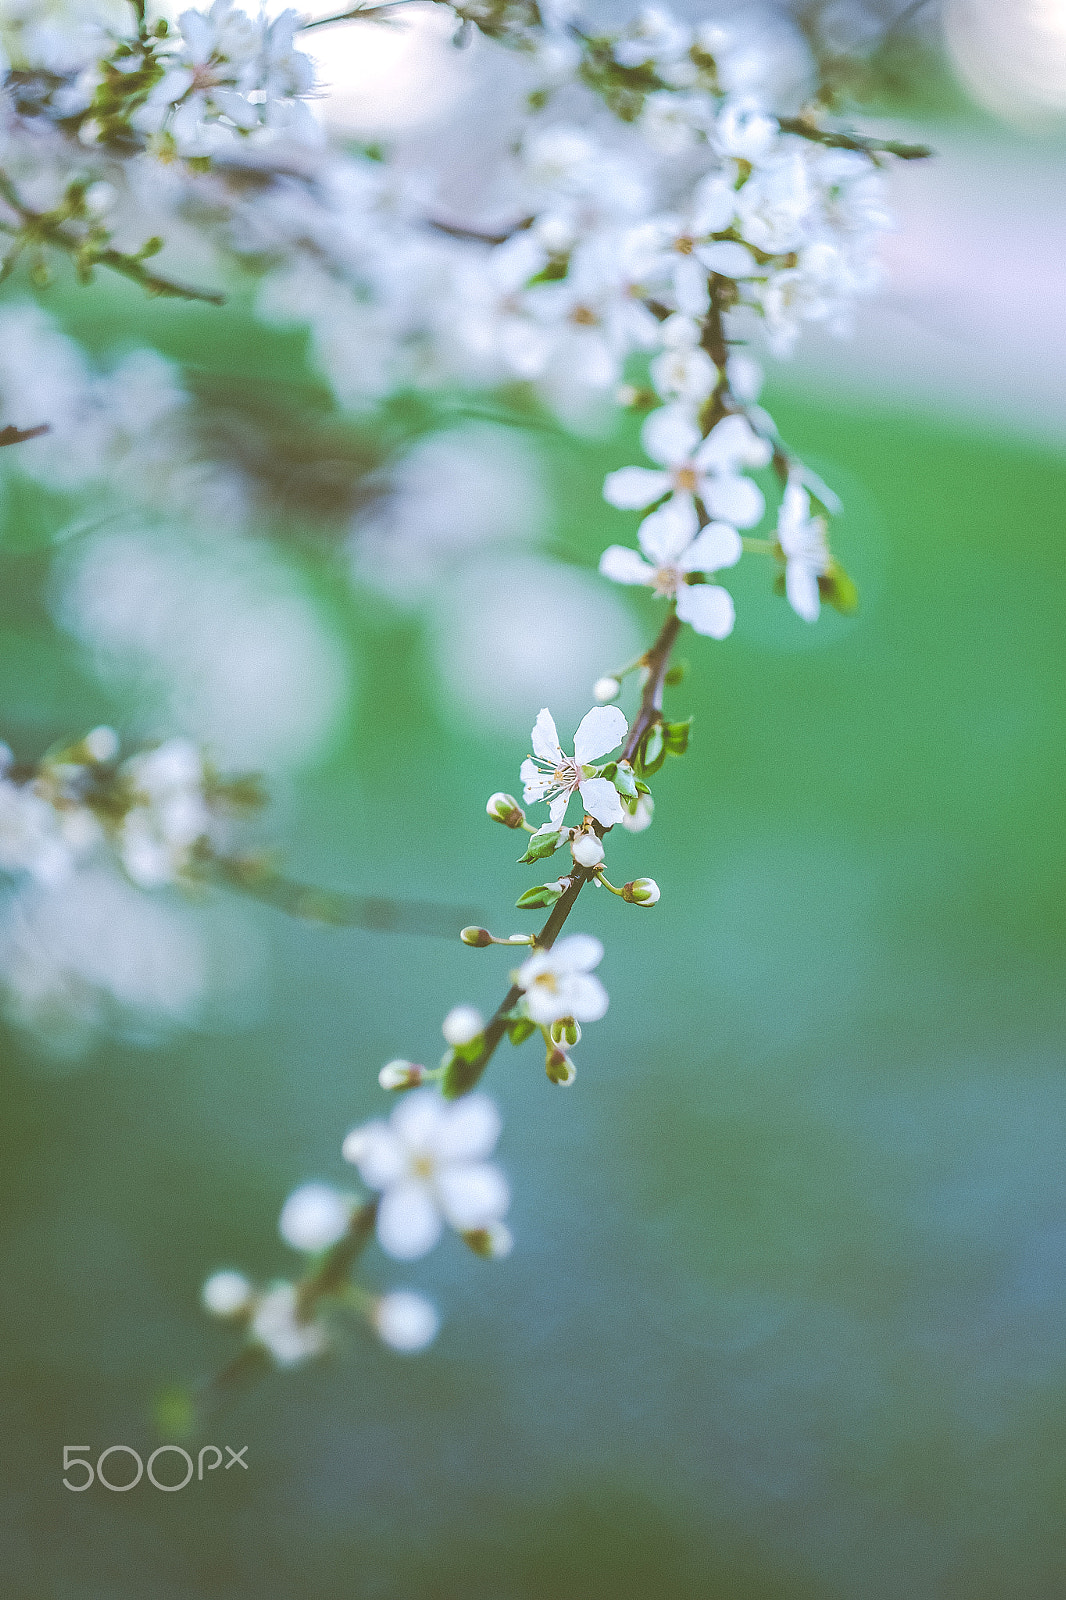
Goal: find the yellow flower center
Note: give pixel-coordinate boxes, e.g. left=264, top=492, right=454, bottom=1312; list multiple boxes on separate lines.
left=673, top=466, right=698, bottom=492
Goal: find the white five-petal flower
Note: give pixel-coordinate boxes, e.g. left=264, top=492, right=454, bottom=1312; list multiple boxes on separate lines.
left=516, top=933, right=609, bottom=1026
left=776, top=478, right=829, bottom=622
left=520, top=706, right=627, bottom=829
left=342, top=1090, right=508, bottom=1261
left=604, top=405, right=771, bottom=537
left=599, top=508, right=742, bottom=640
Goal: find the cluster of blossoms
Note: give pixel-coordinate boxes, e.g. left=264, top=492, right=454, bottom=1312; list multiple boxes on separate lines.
left=0, top=1, right=926, bottom=1388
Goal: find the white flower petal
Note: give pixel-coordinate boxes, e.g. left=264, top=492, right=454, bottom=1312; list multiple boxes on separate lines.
left=531, top=707, right=563, bottom=764
left=696, top=240, right=758, bottom=278
left=703, top=474, right=765, bottom=529
left=786, top=561, right=821, bottom=623
left=690, top=174, right=736, bottom=235
left=697, top=414, right=772, bottom=472
left=638, top=498, right=698, bottom=564
left=548, top=792, right=571, bottom=827
left=641, top=405, right=701, bottom=468
left=551, top=933, right=604, bottom=973
left=437, top=1162, right=510, bottom=1231
left=599, top=545, right=656, bottom=586
left=673, top=253, right=710, bottom=316
left=573, top=705, right=627, bottom=765
left=559, top=971, right=609, bottom=1023
left=676, top=582, right=736, bottom=639
left=342, top=1121, right=405, bottom=1188
left=391, top=1087, right=447, bottom=1155
left=603, top=466, right=672, bottom=510
left=376, top=1182, right=442, bottom=1260
left=578, top=776, right=625, bottom=827
left=681, top=521, right=742, bottom=573
left=434, top=1095, right=502, bottom=1164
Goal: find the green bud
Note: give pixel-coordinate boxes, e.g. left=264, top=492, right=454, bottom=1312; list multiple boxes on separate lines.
left=487, top=792, right=525, bottom=828
left=461, top=1221, right=514, bottom=1258
left=664, top=662, right=687, bottom=686
left=622, top=877, right=661, bottom=906
left=549, top=1017, right=581, bottom=1048
left=820, top=558, right=859, bottom=615
left=517, top=827, right=563, bottom=864
left=139, top=236, right=164, bottom=258
left=611, top=759, right=638, bottom=799
left=546, top=1048, right=576, bottom=1087
left=460, top=926, right=494, bottom=947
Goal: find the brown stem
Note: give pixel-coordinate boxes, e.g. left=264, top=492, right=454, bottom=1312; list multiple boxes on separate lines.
left=296, top=1199, right=378, bottom=1320
left=445, top=607, right=682, bottom=1099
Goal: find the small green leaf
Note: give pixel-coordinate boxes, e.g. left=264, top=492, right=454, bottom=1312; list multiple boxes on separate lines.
left=819, top=558, right=859, bottom=615
left=664, top=662, right=687, bottom=686
left=517, top=828, right=563, bottom=864
left=611, top=761, right=638, bottom=800
left=515, top=883, right=564, bottom=911
left=507, top=1017, right=537, bottom=1045
left=662, top=718, right=692, bottom=755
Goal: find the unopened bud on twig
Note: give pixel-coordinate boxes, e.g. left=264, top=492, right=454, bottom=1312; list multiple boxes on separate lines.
left=442, top=1005, right=485, bottom=1047
left=593, top=675, right=621, bottom=704
left=487, top=792, right=525, bottom=828
left=549, top=1017, right=581, bottom=1048
left=378, top=1058, right=425, bottom=1090
left=202, top=1270, right=253, bottom=1319
left=571, top=832, right=605, bottom=869
left=462, top=1221, right=514, bottom=1259
left=622, top=877, right=661, bottom=906
left=546, top=1047, right=576, bottom=1086
left=461, top=926, right=494, bottom=947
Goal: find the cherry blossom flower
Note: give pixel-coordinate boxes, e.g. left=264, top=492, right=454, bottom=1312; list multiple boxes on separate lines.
left=624, top=175, right=753, bottom=316
left=251, top=1281, right=327, bottom=1367
left=777, top=479, right=830, bottom=622
left=516, top=933, right=608, bottom=1026
left=520, top=706, right=628, bottom=828
left=599, top=508, right=741, bottom=640
left=604, top=405, right=771, bottom=537
left=342, top=1090, right=509, bottom=1262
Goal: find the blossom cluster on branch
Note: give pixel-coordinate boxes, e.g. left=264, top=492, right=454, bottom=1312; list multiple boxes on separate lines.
left=0, top=0, right=928, bottom=1398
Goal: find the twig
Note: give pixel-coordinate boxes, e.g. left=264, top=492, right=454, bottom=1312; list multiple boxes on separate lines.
left=0, top=423, right=48, bottom=447
left=211, top=854, right=481, bottom=939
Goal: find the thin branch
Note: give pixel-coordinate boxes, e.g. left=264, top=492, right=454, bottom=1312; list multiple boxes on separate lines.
left=0, top=423, right=48, bottom=447
left=445, top=607, right=683, bottom=1098
left=300, top=0, right=423, bottom=30
left=210, top=854, right=481, bottom=939
left=776, top=117, right=932, bottom=160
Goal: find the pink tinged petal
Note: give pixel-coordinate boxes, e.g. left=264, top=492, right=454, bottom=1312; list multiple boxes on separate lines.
left=695, top=240, right=758, bottom=278
left=603, top=466, right=672, bottom=510
left=531, top=707, right=563, bottom=764
left=558, top=971, right=609, bottom=1023
left=638, top=498, right=698, bottom=564
left=437, top=1162, right=510, bottom=1231
left=549, top=792, right=571, bottom=828
left=673, top=254, right=710, bottom=316
left=681, top=521, right=742, bottom=573
left=573, top=705, right=627, bottom=765
left=640, top=405, right=701, bottom=469
left=676, top=582, right=736, bottom=639
left=786, top=560, right=821, bottom=623
left=434, top=1096, right=502, bottom=1164
left=703, top=474, right=765, bottom=529
left=343, top=1122, right=406, bottom=1188
left=552, top=933, right=604, bottom=972
left=599, top=545, right=656, bottom=586
left=377, top=1182, right=443, bottom=1260
left=578, top=776, right=625, bottom=828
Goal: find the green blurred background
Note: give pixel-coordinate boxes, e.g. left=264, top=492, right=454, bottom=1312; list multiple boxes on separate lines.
left=1, top=274, right=1065, bottom=1600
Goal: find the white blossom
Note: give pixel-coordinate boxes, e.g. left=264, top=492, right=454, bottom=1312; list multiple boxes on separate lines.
left=250, top=1280, right=327, bottom=1367
left=442, top=1005, right=484, bottom=1047
left=516, top=933, right=608, bottom=1026
left=604, top=405, right=771, bottom=537
left=201, top=1269, right=253, bottom=1318
left=373, top=1290, right=440, bottom=1353
left=600, top=507, right=742, bottom=640
left=520, top=706, right=628, bottom=828
left=278, top=1183, right=352, bottom=1253
left=776, top=479, right=830, bottom=623
left=342, top=1089, right=509, bottom=1261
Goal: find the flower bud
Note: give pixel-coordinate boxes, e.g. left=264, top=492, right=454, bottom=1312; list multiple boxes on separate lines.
left=486, top=792, right=525, bottom=828
left=620, top=793, right=654, bottom=833
left=570, top=832, right=605, bottom=869
left=549, top=1017, right=581, bottom=1047
left=202, top=1269, right=253, bottom=1319
left=279, top=1184, right=352, bottom=1252
left=83, top=725, right=119, bottom=763
left=593, top=675, right=621, bottom=704
left=546, top=1048, right=576, bottom=1086
left=462, top=1220, right=514, bottom=1259
left=373, top=1290, right=440, bottom=1353
left=442, top=1004, right=484, bottom=1047
left=460, top=926, right=494, bottom=947
left=622, top=877, right=661, bottom=906
left=378, top=1058, right=425, bottom=1090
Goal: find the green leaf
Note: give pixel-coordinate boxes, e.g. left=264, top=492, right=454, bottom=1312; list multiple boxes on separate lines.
left=819, top=558, right=859, bottom=615
left=517, top=828, right=563, bottom=864
left=611, top=761, right=638, bottom=800
left=507, top=1017, right=537, bottom=1045
left=636, top=723, right=666, bottom=777
left=662, top=718, right=692, bottom=755
left=515, top=883, right=564, bottom=911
